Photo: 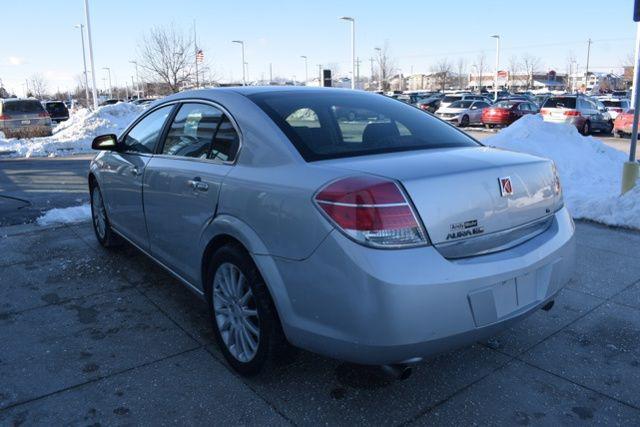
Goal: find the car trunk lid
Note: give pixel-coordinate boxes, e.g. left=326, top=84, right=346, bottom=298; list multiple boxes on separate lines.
left=318, top=147, right=559, bottom=254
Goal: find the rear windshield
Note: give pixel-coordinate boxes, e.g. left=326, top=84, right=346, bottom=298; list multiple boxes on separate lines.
left=249, top=91, right=479, bottom=161
left=543, top=97, right=576, bottom=109
left=602, top=100, right=622, bottom=107
left=449, top=100, right=473, bottom=108
left=442, top=95, right=462, bottom=103
left=493, top=101, right=517, bottom=108
left=45, top=102, right=68, bottom=114
left=2, top=100, right=45, bottom=114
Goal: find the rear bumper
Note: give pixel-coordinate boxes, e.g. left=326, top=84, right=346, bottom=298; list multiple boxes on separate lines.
left=481, top=116, right=510, bottom=125
left=0, top=121, right=52, bottom=137
left=257, top=207, right=575, bottom=365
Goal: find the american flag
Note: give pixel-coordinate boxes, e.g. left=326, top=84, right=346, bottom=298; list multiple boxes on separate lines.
left=196, top=49, right=204, bottom=63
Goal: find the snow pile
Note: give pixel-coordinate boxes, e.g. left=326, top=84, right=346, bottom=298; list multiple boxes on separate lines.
left=36, top=204, right=92, bottom=226
left=485, top=115, right=640, bottom=229
left=0, top=102, right=143, bottom=158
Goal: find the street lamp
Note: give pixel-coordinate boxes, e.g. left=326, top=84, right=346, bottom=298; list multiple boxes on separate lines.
left=339, top=17, right=356, bottom=90
left=471, top=65, right=478, bottom=91
left=129, top=60, right=142, bottom=99
left=232, top=40, right=246, bottom=86
left=74, top=24, right=91, bottom=107
left=374, top=47, right=382, bottom=91
left=83, top=0, right=98, bottom=109
left=102, top=67, right=112, bottom=99
left=300, top=55, right=308, bottom=85
left=491, top=35, right=500, bottom=101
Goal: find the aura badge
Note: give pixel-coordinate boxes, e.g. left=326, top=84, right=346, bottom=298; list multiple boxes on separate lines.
left=499, top=176, right=513, bottom=197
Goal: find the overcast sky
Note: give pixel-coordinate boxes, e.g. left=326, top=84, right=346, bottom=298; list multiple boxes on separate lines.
left=1, top=0, right=637, bottom=95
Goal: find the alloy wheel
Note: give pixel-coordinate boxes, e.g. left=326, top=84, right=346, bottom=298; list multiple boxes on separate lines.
left=92, top=188, right=107, bottom=239
left=213, top=262, right=261, bottom=362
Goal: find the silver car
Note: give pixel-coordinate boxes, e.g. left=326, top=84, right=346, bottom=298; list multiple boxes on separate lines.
left=435, top=100, right=490, bottom=126
left=89, top=87, right=575, bottom=376
left=0, top=98, right=52, bottom=137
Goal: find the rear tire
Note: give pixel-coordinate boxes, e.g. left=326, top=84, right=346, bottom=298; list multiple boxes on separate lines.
left=459, top=115, right=469, bottom=127
left=581, top=121, right=591, bottom=136
left=206, top=243, right=290, bottom=376
left=89, top=182, right=121, bottom=248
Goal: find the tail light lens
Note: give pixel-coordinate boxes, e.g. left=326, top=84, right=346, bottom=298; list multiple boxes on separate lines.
left=314, top=176, right=429, bottom=248
left=0, top=114, right=10, bottom=120
left=418, top=104, right=429, bottom=111
left=540, top=109, right=550, bottom=115
left=563, top=110, right=581, bottom=117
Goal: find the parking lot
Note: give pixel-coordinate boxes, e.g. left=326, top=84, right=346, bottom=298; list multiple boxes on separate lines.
left=1, top=218, right=639, bottom=425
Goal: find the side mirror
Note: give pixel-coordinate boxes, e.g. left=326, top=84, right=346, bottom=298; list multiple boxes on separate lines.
left=92, top=134, right=118, bottom=151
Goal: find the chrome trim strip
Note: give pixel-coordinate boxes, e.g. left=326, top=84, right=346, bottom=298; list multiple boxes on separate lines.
left=435, top=214, right=555, bottom=259
left=111, top=227, right=205, bottom=298
left=315, top=200, right=408, bottom=208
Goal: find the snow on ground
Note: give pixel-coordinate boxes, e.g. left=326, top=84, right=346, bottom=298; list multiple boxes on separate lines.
left=0, top=102, right=143, bottom=158
left=485, top=114, right=640, bottom=229
left=36, top=204, right=91, bottom=226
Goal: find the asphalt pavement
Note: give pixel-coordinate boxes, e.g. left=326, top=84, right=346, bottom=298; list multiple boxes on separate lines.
left=0, top=220, right=639, bottom=424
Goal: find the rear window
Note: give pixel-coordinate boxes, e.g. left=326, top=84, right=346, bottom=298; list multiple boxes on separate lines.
left=249, top=91, right=479, bottom=161
left=442, top=95, right=462, bottom=103
left=45, top=102, right=68, bottom=114
left=2, top=100, right=45, bottom=114
left=449, top=100, right=473, bottom=108
left=543, top=97, right=576, bottom=109
left=493, top=101, right=517, bottom=108
left=602, top=100, right=621, bottom=107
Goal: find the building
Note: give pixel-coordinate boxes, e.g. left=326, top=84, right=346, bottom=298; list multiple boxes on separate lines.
left=468, top=71, right=566, bottom=92
left=568, top=71, right=623, bottom=93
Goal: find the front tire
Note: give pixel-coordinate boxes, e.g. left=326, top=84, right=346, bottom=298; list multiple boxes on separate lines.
left=90, top=183, right=120, bottom=248
left=206, top=243, right=290, bottom=376
left=459, top=115, right=469, bottom=127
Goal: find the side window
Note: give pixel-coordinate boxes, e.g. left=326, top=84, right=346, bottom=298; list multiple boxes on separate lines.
left=122, top=105, right=173, bottom=153
left=209, top=116, right=240, bottom=163
left=285, top=108, right=320, bottom=128
left=518, top=103, right=527, bottom=111
left=162, top=103, right=222, bottom=158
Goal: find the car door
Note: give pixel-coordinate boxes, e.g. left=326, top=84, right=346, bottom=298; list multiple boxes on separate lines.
left=470, top=101, right=487, bottom=123
left=143, top=101, right=240, bottom=285
left=100, top=104, right=174, bottom=249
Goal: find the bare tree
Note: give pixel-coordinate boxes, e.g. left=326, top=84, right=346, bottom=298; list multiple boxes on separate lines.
left=521, top=53, right=541, bottom=90
left=507, top=55, right=520, bottom=89
left=456, top=58, right=466, bottom=89
left=431, top=59, right=452, bottom=91
left=28, top=74, right=49, bottom=99
left=137, top=24, right=195, bottom=93
left=473, top=53, right=487, bottom=91
left=375, top=42, right=396, bottom=91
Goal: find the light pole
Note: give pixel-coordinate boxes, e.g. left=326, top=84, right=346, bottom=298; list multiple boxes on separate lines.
left=374, top=47, right=382, bottom=91
left=300, top=55, right=308, bottom=85
left=622, top=22, right=640, bottom=194
left=232, top=40, right=246, bottom=86
left=74, top=24, right=90, bottom=108
left=129, top=60, right=141, bottom=99
left=491, top=35, right=500, bottom=101
left=83, top=0, right=98, bottom=109
left=471, top=65, right=478, bottom=91
left=102, top=67, right=112, bottom=99
left=340, top=17, right=355, bottom=90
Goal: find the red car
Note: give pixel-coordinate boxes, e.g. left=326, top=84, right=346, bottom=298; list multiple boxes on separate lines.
left=481, top=100, right=539, bottom=128
left=613, top=109, right=635, bottom=138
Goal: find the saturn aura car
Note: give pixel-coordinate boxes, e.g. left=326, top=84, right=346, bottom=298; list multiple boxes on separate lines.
left=88, top=87, right=575, bottom=376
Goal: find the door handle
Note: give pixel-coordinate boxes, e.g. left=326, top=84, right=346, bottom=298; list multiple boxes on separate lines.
left=188, top=178, right=209, bottom=192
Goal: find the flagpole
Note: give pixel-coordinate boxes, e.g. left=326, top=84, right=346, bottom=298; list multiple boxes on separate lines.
left=194, top=20, right=199, bottom=88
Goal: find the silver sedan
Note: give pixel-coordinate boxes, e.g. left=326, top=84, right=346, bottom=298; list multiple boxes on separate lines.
left=88, top=87, right=575, bottom=376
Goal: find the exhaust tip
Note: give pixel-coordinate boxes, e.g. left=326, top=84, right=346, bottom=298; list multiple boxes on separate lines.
left=380, top=364, right=413, bottom=381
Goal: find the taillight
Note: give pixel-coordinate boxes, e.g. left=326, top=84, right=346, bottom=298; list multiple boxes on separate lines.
left=540, top=109, right=550, bottom=115
left=314, top=176, right=429, bottom=248
left=0, top=114, right=9, bottom=120
left=563, top=110, right=581, bottom=117
left=418, top=104, right=429, bottom=111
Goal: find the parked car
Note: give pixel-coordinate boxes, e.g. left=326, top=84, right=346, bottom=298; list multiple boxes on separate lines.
left=397, top=93, right=433, bottom=105
left=600, top=98, right=630, bottom=120
left=481, top=100, right=539, bottom=128
left=540, top=95, right=613, bottom=135
left=613, top=109, right=635, bottom=138
left=533, top=94, right=551, bottom=107
left=99, top=99, right=123, bottom=106
left=435, top=99, right=490, bottom=126
left=42, top=101, right=70, bottom=123
left=416, top=97, right=441, bottom=113
left=0, top=98, right=52, bottom=137
left=88, top=87, right=574, bottom=376
left=440, top=93, right=488, bottom=108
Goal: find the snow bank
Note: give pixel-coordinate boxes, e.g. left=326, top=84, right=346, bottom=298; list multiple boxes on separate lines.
left=36, top=204, right=91, bottom=226
left=0, top=103, right=143, bottom=158
left=485, top=115, right=640, bottom=229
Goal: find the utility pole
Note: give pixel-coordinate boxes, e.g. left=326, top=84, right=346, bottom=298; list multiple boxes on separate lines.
left=232, top=40, right=246, bottom=86
left=83, top=0, right=98, bottom=109
left=102, top=67, right=112, bottom=99
left=369, top=57, right=375, bottom=89
left=75, top=24, right=90, bottom=108
left=129, top=61, right=142, bottom=99
left=269, top=63, right=273, bottom=84
left=374, top=47, right=383, bottom=91
left=355, top=57, right=361, bottom=90
left=585, top=38, right=592, bottom=91
left=317, top=64, right=322, bottom=86
left=491, top=35, right=500, bottom=101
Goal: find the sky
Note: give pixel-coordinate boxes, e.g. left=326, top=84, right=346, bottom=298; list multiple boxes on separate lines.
left=0, top=0, right=637, bottom=96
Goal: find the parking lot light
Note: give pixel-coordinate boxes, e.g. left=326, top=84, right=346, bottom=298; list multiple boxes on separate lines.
left=340, top=17, right=356, bottom=90
left=83, top=0, right=99, bottom=109
left=74, top=24, right=91, bottom=108
left=491, top=35, right=500, bottom=101
left=232, top=40, right=246, bottom=86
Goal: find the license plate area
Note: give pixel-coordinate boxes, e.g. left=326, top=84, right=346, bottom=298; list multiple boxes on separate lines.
left=21, top=120, right=31, bottom=125
left=467, top=264, right=554, bottom=327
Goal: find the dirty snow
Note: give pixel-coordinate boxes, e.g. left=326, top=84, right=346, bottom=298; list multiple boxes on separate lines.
left=0, top=102, right=143, bottom=158
left=485, top=114, right=640, bottom=229
left=36, top=204, right=91, bottom=226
